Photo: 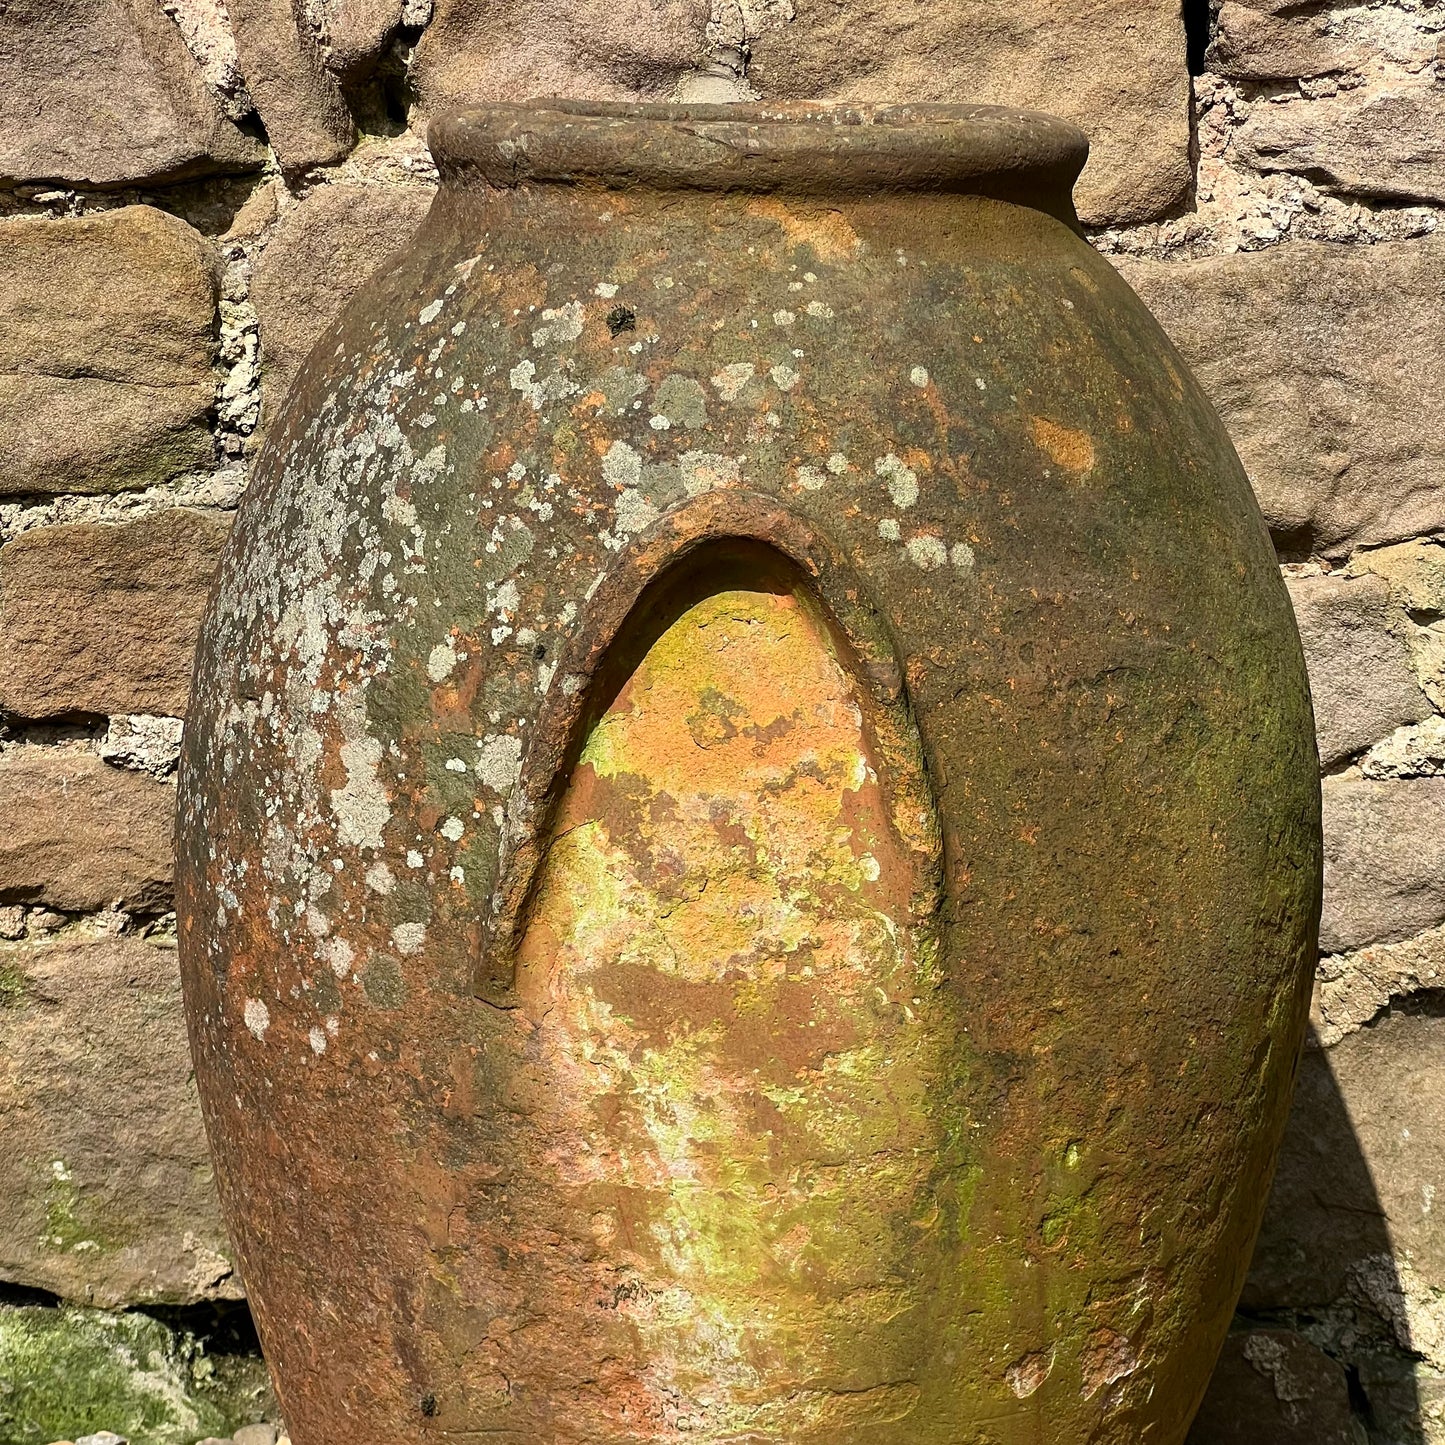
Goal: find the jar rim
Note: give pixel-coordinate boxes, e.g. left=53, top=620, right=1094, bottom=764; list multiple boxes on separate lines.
left=428, top=101, right=1088, bottom=224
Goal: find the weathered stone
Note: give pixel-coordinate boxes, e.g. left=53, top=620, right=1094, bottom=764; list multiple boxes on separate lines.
left=0, top=751, right=174, bottom=914
left=0, top=935, right=238, bottom=1306
left=226, top=0, right=357, bottom=171
left=1416, top=630, right=1445, bottom=715
left=0, top=509, right=231, bottom=720
left=316, top=0, right=405, bottom=80
left=410, top=0, right=1192, bottom=226
left=1286, top=573, right=1429, bottom=767
left=251, top=182, right=432, bottom=424
left=1238, top=86, right=1445, bottom=207
left=1212, top=0, right=1306, bottom=14
left=1207, top=3, right=1363, bottom=82
left=1351, top=539, right=1445, bottom=715
left=745, top=0, right=1192, bottom=226
left=0, top=1303, right=272, bottom=1445
left=1363, top=716, right=1445, bottom=781
left=1187, top=1329, right=1365, bottom=1444
left=410, top=0, right=712, bottom=118
left=1320, top=777, right=1445, bottom=955
left=1350, top=539, right=1445, bottom=619
left=0, top=207, right=219, bottom=498
left=1314, top=922, right=1445, bottom=1047
left=98, top=715, right=187, bottom=778
left=233, top=1425, right=280, bottom=1445
left=1246, top=1011, right=1445, bottom=1372
left=1119, top=239, right=1445, bottom=557
left=0, top=0, right=263, bottom=186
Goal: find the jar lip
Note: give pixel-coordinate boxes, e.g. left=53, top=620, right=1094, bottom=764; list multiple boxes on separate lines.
left=428, top=101, right=1088, bottom=222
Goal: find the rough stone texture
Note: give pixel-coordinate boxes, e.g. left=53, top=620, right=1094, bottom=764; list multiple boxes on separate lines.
left=410, top=0, right=712, bottom=115
left=0, top=934, right=239, bottom=1306
left=1320, top=777, right=1445, bottom=954
left=1246, top=1012, right=1445, bottom=1372
left=0, top=752, right=174, bottom=914
left=411, top=0, right=1192, bottom=226
left=1119, top=238, right=1445, bottom=558
left=1207, top=3, right=1363, bottom=82
left=745, top=0, right=1193, bottom=227
left=0, top=207, right=220, bottom=498
left=1315, top=922, right=1445, bottom=1048
left=0, top=0, right=263, bottom=187
left=1286, top=572, right=1430, bottom=767
left=0, top=1303, right=273, bottom=1445
left=227, top=0, right=360, bottom=171
left=1239, top=86, right=1445, bottom=208
left=0, top=509, right=231, bottom=720
left=1351, top=537, right=1445, bottom=724
left=250, top=182, right=433, bottom=425
left=316, top=0, right=406, bottom=81
left=1351, top=537, right=1445, bottom=617
left=1364, top=715, right=1445, bottom=780
left=1187, top=1329, right=1365, bottom=1444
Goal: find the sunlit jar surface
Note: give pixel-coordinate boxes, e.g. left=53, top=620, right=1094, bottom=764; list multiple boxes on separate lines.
left=177, top=101, right=1322, bottom=1445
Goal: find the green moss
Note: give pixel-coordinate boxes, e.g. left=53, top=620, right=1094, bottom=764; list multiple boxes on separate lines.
left=0, top=957, right=27, bottom=1009
left=41, top=1166, right=118, bottom=1258
left=0, top=1304, right=273, bottom=1445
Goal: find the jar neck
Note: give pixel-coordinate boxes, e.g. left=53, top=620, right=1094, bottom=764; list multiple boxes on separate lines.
left=428, top=102, right=1088, bottom=231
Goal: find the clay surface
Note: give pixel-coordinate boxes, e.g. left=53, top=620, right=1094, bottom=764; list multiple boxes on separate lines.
left=177, top=103, right=1320, bottom=1444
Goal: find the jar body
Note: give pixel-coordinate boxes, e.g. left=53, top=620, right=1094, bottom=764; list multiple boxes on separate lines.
left=178, top=116, right=1321, bottom=1445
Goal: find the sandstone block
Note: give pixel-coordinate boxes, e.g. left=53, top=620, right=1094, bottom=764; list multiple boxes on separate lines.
left=0, top=207, right=220, bottom=497
left=746, top=0, right=1192, bottom=226
left=1238, top=86, right=1445, bottom=207
left=1187, top=1329, right=1365, bottom=1444
left=411, top=0, right=712, bottom=118
left=1286, top=573, right=1429, bottom=767
left=1314, top=922, right=1445, bottom=1047
left=1207, top=2, right=1363, bottom=82
left=315, top=0, right=406, bottom=81
left=251, top=182, right=433, bottom=424
left=1118, top=239, right=1445, bottom=558
left=410, top=0, right=1192, bottom=227
left=1351, top=540, right=1445, bottom=715
left=1320, top=777, right=1445, bottom=954
left=0, top=0, right=262, bottom=187
left=0, top=935, right=238, bottom=1306
left=226, top=0, right=356, bottom=171
left=1350, top=539, right=1445, bottom=618
left=0, top=509, right=231, bottom=720
left=1245, top=1010, right=1445, bottom=1372
left=1214, top=0, right=1305, bottom=13
left=0, top=751, right=174, bottom=915
left=1362, top=716, right=1445, bottom=781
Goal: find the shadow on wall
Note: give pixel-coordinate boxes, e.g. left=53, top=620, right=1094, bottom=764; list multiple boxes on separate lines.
left=1189, top=1022, right=1435, bottom=1444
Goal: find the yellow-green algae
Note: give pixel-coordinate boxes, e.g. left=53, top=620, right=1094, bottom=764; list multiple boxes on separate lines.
left=0, top=1305, right=272, bottom=1445
left=514, top=586, right=962, bottom=1437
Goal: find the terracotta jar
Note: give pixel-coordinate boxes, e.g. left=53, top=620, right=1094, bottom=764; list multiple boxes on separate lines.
left=177, top=103, right=1322, bottom=1445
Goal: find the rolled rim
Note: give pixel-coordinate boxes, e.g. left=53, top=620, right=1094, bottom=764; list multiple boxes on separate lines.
left=428, top=101, right=1089, bottom=224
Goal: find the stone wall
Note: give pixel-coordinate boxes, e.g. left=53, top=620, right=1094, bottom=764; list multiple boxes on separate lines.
left=0, top=2, right=1440, bottom=1441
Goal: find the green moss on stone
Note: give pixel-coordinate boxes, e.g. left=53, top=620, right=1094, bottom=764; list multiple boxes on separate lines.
left=0, top=957, right=27, bottom=1009
left=0, top=1304, right=272, bottom=1445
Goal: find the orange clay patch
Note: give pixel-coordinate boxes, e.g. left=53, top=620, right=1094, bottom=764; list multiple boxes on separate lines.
left=1030, top=416, right=1097, bottom=476
left=746, top=198, right=861, bottom=263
